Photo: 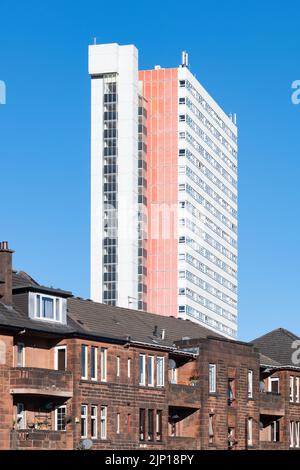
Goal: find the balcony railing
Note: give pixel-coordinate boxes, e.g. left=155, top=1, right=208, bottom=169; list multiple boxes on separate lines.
left=259, top=391, right=285, bottom=416
left=168, top=383, right=201, bottom=408
left=10, top=367, right=73, bottom=397
left=10, top=429, right=70, bottom=450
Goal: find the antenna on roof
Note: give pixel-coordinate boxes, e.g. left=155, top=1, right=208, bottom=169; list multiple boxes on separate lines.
left=181, top=51, right=189, bottom=68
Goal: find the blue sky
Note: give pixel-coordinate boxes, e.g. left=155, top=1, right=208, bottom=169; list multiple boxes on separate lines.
left=1, top=0, right=299, bottom=341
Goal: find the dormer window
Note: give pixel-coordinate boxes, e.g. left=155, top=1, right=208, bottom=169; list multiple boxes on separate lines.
left=28, top=292, right=67, bottom=324
left=35, top=294, right=61, bottom=321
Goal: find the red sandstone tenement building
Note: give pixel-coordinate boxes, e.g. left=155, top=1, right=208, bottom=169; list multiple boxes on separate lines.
left=0, top=241, right=300, bottom=450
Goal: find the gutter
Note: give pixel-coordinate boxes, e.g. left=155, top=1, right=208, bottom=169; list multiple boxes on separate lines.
left=261, top=363, right=300, bottom=371
left=128, top=339, right=198, bottom=358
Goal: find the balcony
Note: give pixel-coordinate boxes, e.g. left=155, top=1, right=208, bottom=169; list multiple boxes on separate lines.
left=10, top=368, right=73, bottom=398
left=259, top=392, right=285, bottom=416
left=168, top=383, right=201, bottom=408
left=10, top=430, right=70, bottom=450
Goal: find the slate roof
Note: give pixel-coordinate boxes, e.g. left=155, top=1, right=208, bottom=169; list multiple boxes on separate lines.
left=259, top=353, right=281, bottom=367
left=0, top=301, right=78, bottom=335
left=12, top=271, right=39, bottom=288
left=4, top=271, right=222, bottom=348
left=12, top=271, right=72, bottom=297
left=252, top=328, right=300, bottom=367
left=67, top=297, right=222, bottom=348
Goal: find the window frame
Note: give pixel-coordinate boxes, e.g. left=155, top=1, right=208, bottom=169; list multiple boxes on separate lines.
left=156, top=356, right=165, bottom=387
left=81, top=404, right=88, bottom=438
left=270, top=420, right=280, bottom=442
left=156, top=410, right=162, bottom=442
left=296, top=377, right=300, bottom=403
left=55, top=405, right=66, bottom=432
left=100, top=406, right=107, bottom=440
left=91, top=405, right=98, bottom=439
left=290, top=376, right=294, bottom=402
left=16, top=403, right=26, bottom=430
left=127, top=357, right=131, bottom=379
left=100, top=348, right=107, bottom=382
left=247, top=369, right=253, bottom=399
left=139, top=408, right=146, bottom=441
left=116, top=413, right=120, bottom=434
left=268, top=376, right=279, bottom=394
left=290, top=421, right=295, bottom=448
left=17, top=342, right=25, bottom=368
left=209, top=364, right=217, bottom=394
left=147, top=355, right=154, bottom=387
left=116, top=356, right=120, bottom=377
left=81, top=345, right=88, bottom=380
left=91, top=346, right=98, bottom=381
left=296, top=421, right=300, bottom=448
left=34, top=293, right=62, bottom=322
left=139, top=354, right=146, bottom=386
left=54, top=345, right=67, bottom=371
left=247, top=417, right=253, bottom=447
left=147, top=409, right=154, bottom=442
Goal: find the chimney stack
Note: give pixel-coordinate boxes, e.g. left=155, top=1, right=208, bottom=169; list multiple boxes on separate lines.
left=0, top=241, right=14, bottom=306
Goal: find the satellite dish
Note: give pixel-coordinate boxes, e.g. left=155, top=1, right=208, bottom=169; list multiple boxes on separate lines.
left=169, top=358, right=177, bottom=369
left=81, top=439, right=93, bottom=450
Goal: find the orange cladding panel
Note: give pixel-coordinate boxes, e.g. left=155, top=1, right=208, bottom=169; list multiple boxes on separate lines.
left=139, top=68, right=178, bottom=317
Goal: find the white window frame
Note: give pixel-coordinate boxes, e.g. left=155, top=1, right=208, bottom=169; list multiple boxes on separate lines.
left=290, top=376, right=294, bottom=402
left=296, top=377, right=300, bottom=403
left=208, top=414, right=214, bottom=443
left=81, top=345, right=88, bottom=380
left=81, top=405, right=87, bottom=438
left=139, top=354, right=146, bottom=386
left=290, top=421, right=295, bottom=448
left=55, top=405, right=66, bottom=431
left=248, top=370, right=253, bottom=399
left=127, top=358, right=131, bottom=378
left=34, top=293, right=62, bottom=322
left=91, top=346, right=98, bottom=381
left=247, top=417, right=253, bottom=446
left=116, top=356, right=120, bottom=377
left=54, top=346, right=67, bottom=371
left=17, top=343, right=25, bottom=368
left=268, top=377, right=279, bottom=393
left=296, top=422, right=300, bottom=448
left=100, top=406, right=107, bottom=440
left=270, top=420, right=279, bottom=442
left=171, top=366, right=177, bottom=384
left=156, top=356, right=165, bottom=387
left=91, top=405, right=98, bottom=439
left=116, top=413, right=120, bottom=434
left=147, top=355, right=154, bottom=387
left=100, top=348, right=107, bottom=382
left=209, top=364, right=216, bottom=393
left=156, top=410, right=162, bottom=441
left=16, top=403, right=26, bottom=430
